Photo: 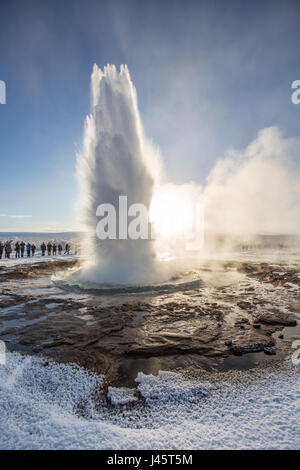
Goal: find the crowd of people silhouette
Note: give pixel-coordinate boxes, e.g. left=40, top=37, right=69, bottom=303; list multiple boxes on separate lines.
left=0, top=241, right=73, bottom=259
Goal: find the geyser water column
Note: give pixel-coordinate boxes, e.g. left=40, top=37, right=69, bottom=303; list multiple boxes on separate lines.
left=76, top=64, right=165, bottom=285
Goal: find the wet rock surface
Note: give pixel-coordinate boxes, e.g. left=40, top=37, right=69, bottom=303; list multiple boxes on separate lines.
left=254, top=311, right=297, bottom=326
left=0, top=258, right=299, bottom=386
left=0, top=258, right=78, bottom=281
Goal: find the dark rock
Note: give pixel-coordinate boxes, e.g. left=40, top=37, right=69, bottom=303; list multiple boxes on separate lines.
left=237, top=301, right=253, bottom=310
left=254, top=312, right=297, bottom=327
left=263, top=347, right=276, bottom=355
left=231, top=343, right=265, bottom=355
left=235, top=318, right=250, bottom=325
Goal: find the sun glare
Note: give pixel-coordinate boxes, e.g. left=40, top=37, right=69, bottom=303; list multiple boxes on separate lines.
left=150, top=185, right=195, bottom=239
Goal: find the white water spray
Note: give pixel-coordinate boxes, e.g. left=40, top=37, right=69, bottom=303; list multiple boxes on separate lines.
left=75, top=64, right=166, bottom=285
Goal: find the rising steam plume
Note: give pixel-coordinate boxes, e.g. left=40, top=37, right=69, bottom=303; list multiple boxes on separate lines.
left=74, top=64, right=300, bottom=286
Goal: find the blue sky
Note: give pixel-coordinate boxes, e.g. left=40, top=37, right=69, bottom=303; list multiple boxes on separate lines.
left=0, top=0, right=299, bottom=231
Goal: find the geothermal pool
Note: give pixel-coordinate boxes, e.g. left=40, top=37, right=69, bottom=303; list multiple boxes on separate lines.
left=0, top=248, right=299, bottom=384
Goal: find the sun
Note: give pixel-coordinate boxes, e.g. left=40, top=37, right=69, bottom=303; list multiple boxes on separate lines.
left=150, top=184, right=196, bottom=239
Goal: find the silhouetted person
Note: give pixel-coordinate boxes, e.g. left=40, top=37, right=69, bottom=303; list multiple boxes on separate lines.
left=15, top=242, right=20, bottom=258
left=58, top=244, right=62, bottom=255
left=31, top=244, right=36, bottom=257
left=5, top=242, right=12, bottom=259
left=0, top=242, right=3, bottom=259
left=64, top=243, right=70, bottom=254
left=52, top=243, right=57, bottom=256
left=47, top=242, right=52, bottom=256
left=26, top=243, right=31, bottom=257
left=20, top=241, right=25, bottom=258
left=41, top=242, right=46, bottom=256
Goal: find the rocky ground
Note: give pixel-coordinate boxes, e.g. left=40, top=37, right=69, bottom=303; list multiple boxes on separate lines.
left=0, top=257, right=299, bottom=386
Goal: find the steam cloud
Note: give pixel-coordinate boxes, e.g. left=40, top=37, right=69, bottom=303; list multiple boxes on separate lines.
left=154, top=126, right=300, bottom=252
left=74, top=64, right=300, bottom=286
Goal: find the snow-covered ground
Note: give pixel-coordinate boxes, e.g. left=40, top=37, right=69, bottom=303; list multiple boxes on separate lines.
left=0, top=253, right=77, bottom=267
left=0, top=352, right=299, bottom=449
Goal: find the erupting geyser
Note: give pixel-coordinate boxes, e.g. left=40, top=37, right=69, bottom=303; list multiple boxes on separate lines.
left=75, top=64, right=167, bottom=285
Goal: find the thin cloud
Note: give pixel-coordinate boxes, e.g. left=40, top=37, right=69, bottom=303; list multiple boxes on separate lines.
left=0, top=214, right=32, bottom=218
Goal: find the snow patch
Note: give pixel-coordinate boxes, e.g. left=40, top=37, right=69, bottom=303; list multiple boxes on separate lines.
left=107, top=387, right=138, bottom=406
left=0, top=352, right=299, bottom=449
